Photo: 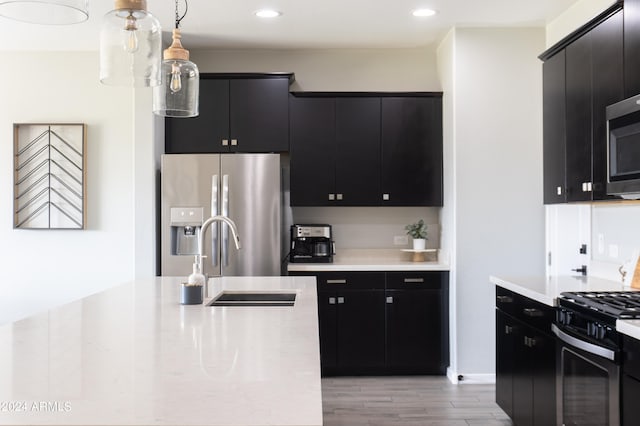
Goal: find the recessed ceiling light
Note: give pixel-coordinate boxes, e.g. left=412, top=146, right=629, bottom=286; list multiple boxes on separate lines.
left=412, top=8, right=436, bottom=17
left=255, top=9, right=282, bottom=18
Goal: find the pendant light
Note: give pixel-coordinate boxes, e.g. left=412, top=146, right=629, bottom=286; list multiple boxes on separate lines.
left=0, top=0, right=88, bottom=24
left=153, top=0, right=199, bottom=117
left=100, top=0, right=161, bottom=87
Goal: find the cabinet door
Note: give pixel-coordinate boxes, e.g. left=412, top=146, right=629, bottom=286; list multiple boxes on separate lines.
left=165, top=79, right=230, bottom=153
left=229, top=78, right=289, bottom=152
left=565, top=34, right=593, bottom=202
left=289, top=97, right=336, bottom=206
left=336, top=290, right=385, bottom=371
left=530, top=330, right=556, bottom=426
left=625, top=0, right=640, bottom=98
left=591, top=11, right=624, bottom=201
left=317, top=291, right=338, bottom=372
left=623, top=374, right=640, bottom=426
left=386, top=289, right=444, bottom=373
left=512, top=324, right=534, bottom=426
left=335, top=98, right=381, bottom=205
left=543, top=51, right=567, bottom=204
left=495, top=310, right=515, bottom=419
left=381, top=97, right=443, bottom=206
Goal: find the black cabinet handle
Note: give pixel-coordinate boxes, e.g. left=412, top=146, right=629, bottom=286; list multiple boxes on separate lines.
left=337, top=297, right=345, bottom=304
left=328, top=297, right=336, bottom=305
left=496, top=295, right=513, bottom=303
left=523, top=308, right=544, bottom=317
left=327, top=279, right=347, bottom=284
left=386, top=296, right=393, bottom=304
left=403, top=278, right=424, bottom=283
left=505, top=325, right=513, bottom=335
left=524, top=336, right=537, bottom=348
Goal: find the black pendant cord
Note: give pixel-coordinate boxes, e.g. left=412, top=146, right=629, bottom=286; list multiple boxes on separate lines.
left=174, top=0, right=188, bottom=29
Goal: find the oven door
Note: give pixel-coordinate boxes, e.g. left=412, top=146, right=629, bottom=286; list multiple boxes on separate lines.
left=552, top=324, right=620, bottom=426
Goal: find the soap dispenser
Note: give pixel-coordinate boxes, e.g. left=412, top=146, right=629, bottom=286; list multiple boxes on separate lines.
left=181, top=255, right=205, bottom=304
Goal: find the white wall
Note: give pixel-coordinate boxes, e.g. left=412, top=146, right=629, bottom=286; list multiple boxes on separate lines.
left=0, top=51, right=154, bottom=324
left=191, top=47, right=441, bottom=91
left=546, top=0, right=617, bottom=47
left=438, top=28, right=546, bottom=378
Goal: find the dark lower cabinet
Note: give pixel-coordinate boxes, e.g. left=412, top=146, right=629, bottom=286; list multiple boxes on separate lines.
left=623, top=335, right=640, bottom=425
left=336, top=290, right=386, bottom=370
left=495, top=287, right=556, bottom=426
left=386, top=288, right=445, bottom=373
left=292, top=270, right=449, bottom=375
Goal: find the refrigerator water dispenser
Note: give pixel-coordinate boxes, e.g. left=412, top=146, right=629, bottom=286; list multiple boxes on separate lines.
left=170, top=207, right=204, bottom=256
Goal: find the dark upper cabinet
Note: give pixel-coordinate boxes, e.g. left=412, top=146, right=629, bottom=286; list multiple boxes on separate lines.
left=381, top=97, right=443, bottom=206
left=289, top=93, right=443, bottom=207
left=591, top=10, right=624, bottom=200
left=542, top=8, right=623, bottom=204
left=565, top=32, right=593, bottom=202
left=289, top=96, right=336, bottom=206
left=335, top=98, right=381, bottom=205
left=290, top=95, right=381, bottom=206
left=543, top=50, right=567, bottom=204
left=165, top=74, right=291, bottom=154
left=625, top=0, right=640, bottom=98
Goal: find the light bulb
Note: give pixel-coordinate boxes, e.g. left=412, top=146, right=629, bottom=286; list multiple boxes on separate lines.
left=123, top=12, right=139, bottom=53
left=170, top=62, right=182, bottom=93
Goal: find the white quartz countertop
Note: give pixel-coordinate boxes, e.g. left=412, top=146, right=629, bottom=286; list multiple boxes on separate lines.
left=490, top=275, right=630, bottom=307
left=287, top=248, right=449, bottom=272
left=0, top=276, right=322, bottom=426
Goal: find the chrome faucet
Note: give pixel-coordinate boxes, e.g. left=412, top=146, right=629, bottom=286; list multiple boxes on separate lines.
left=197, top=215, right=241, bottom=298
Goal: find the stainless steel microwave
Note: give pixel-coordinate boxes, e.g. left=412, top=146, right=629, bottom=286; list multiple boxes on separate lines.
left=607, top=94, right=640, bottom=199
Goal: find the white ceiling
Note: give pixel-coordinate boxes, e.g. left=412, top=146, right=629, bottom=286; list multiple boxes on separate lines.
left=0, top=0, right=581, bottom=51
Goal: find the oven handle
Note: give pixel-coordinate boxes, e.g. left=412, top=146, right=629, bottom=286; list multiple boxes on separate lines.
left=551, top=324, right=615, bottom=361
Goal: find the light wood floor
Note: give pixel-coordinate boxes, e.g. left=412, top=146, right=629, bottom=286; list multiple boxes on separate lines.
left=322, top=376, right=514, bottom=426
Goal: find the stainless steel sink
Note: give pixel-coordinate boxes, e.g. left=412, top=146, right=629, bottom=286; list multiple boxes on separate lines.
left=207, top=291, right=296, bottom=306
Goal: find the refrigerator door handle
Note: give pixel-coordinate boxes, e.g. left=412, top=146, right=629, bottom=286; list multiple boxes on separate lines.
left=211, top=175, right=219, bottom=268
left=222, top=174, right=229, bottom=267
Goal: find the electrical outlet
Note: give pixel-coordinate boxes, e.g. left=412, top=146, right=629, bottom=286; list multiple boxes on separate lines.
left=609, top=244, right=619, bottom=259
left=393, top=235, right=409, bottom=245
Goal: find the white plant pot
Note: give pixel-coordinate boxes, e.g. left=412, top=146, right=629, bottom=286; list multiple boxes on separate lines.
left=412, top=238, right=426, bottom=250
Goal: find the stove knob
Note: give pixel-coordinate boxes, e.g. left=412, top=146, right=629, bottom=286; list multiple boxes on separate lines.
left=587, top=322, right=596, bottom=338
left=565, top=311, right=573, bottom=326
left=598, top=325, right=606, bottom=340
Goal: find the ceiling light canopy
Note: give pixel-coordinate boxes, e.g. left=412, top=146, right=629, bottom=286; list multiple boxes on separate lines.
left=412, top=8, right=436, bottom=17
left=0, top=0, right=88, bottom=24
left=153, top=0, right=199, bottom=118
left=100, top=0, right=162, bottom=87
left=255, top=9, right=281, bottom=18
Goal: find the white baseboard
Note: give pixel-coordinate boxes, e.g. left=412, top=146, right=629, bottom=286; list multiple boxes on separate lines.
left=447, top=368, right=495, bottom=385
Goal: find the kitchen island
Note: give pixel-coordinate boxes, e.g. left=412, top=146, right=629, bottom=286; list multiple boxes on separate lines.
left=0, top=276, right=322, bottom=426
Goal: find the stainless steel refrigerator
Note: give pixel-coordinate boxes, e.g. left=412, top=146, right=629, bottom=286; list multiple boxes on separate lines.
left=160, top=153, right=281, bottom=277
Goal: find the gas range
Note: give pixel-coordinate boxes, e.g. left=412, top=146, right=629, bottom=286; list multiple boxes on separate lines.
left=559, top=291, right=640, bottom=324
left=556, top=291, right=640, bottom=352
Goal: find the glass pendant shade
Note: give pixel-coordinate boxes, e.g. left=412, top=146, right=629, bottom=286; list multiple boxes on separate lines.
left=100, top=0, right=161, bottom=87
left=0, top=0, right=88, bottom=24
left=153, top=29, right=199, bottom=117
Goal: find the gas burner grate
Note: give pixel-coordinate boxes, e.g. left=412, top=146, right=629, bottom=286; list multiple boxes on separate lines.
left=561, top=291, right=640, bottom=319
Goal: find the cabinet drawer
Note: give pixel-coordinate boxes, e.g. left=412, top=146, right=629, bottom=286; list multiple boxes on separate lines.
left=386, top=271, right=445, bottom=290
left=316, top=272, right=385, bottom=291
left=513, top=293, right=554, bottom=333
left=496, top=286, right=517, bottom=316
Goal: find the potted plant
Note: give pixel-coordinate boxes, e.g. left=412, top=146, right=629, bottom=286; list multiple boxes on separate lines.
left=405, top=219, right=428, bottom=250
